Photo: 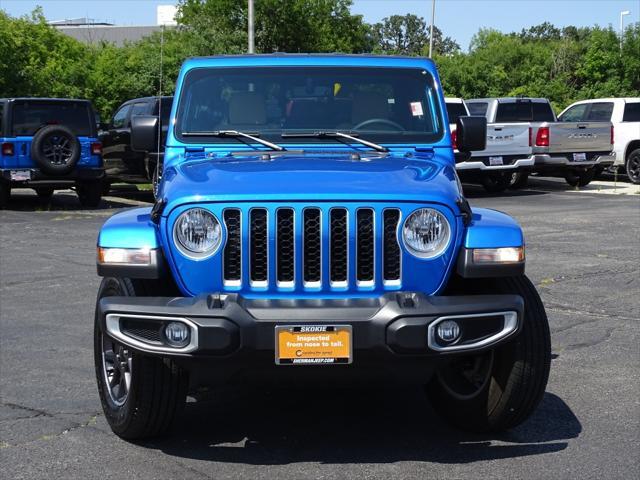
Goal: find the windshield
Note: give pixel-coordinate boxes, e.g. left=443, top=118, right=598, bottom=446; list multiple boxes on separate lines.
left=11, top=101, right=94, bottom=136
left=176, top=66, right=444, bottom=145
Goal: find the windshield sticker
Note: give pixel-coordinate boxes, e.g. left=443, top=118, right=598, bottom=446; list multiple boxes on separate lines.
left=410, top=101, right=424, bottom=117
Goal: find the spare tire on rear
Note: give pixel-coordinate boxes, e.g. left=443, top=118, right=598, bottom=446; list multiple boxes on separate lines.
left=31, top=125, right=81, bottom=175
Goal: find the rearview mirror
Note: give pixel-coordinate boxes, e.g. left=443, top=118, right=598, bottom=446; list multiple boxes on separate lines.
left=131, top=115, right=159, bottom=152
left=455, top=116, right=487, bottom=152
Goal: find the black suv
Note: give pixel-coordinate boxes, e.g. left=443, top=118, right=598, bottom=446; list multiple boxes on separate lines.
left=100, top=96, right=172, bottom=195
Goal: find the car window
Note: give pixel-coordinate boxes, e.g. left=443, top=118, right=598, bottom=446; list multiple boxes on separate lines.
left=623, top=102, right=640, bottom=122
left=559, top=104, right=588, bottom=122
left=586, top=102, right=614, bottom=121
left=11, top=101, right=94, bottom=136
left=531, top=102, right=556, bottom=122
left=467, top=102, right=488, bottom=116
left=176, top=66, right=445, bottom=145
left=153, top=97, right=174, bottom=127
left=130, top=102, right=149, bottom=118
left=0, top=103, right=4, bottom=136
left=112, top=104, right=132, bottom=129
left=446, top=102, right=468, bottom=124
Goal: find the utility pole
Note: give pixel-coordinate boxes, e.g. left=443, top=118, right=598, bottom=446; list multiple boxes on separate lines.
left=620, top=10, right=630, bottom=50
left=248, top=0, right=255, bottom=54
left=428, top=0, right=436, bottom=58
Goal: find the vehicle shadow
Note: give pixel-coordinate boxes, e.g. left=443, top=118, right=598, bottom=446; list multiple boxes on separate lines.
left=144, top=387, right=581, bottom=466
left=3, top=187, right=153, bottom=212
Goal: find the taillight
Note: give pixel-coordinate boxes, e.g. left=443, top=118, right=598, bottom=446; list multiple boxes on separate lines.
left=451, top=128, right=458, bottom=150
left=1, top=142, right=14, bottom=156
left=91, top=142, right=102, bottom=156
left=610, top=125, right=614, bottom=145
left=535, top=127, right=549, bottom=147
left=528, top=127, right=532, bottom=147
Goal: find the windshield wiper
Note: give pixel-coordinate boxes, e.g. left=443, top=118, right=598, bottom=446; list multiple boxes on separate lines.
left=181, top=130, right=286, bottom=151
left=281, top=131, right=389, bottom=153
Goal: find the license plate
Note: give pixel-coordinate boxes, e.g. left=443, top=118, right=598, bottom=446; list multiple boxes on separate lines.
left=572, top=153, right=587, bottom=162
left=10, top=170, right=31, bottom=181
left=489, top=156, right=504, bottom=166
left=275, top=325, right=352, bottom=365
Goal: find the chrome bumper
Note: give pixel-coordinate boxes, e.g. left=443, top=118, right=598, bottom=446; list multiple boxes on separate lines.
left=456, top=156, right=536, bottom=172
left=534, top=153, right=616, bottom=167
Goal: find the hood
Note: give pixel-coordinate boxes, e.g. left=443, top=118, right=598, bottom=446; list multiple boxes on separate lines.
left=161, top=151, right=461, bottom=214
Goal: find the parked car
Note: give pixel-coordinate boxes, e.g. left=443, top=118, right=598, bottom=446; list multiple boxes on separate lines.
left=466, top=97, right=614, bottom=189
left=94, top=54, right=551, bottom=440
left=447, top=97, right=535, bottom=192
left=558, top=97, right=640, bottom=184
left=100, top=96, right=172, bottom=195
left=0, top=98, right=104, bottom=208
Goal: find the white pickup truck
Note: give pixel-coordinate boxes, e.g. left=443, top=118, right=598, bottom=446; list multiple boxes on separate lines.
left=446, top=97, right=534, bottom=192
left=559, top=98, right=640, bottom=184
left=460, top=97, right=614, bottom=190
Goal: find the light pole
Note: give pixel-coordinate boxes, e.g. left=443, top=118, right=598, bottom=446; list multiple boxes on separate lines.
left=248, top=0, right=255, bottom=54
left=620, top=10, right=630, bottom=50
left=428, top=0, right=436, bottom=58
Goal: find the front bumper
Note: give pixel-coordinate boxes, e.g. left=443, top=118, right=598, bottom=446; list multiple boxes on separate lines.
left=0, top=167, right=105, bottom=186
left=98, top=292, right=523, bottom=385
left=456, top=155, right=536, bottom=172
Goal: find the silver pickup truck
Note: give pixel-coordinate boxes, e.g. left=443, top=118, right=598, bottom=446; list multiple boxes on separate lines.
left=459, top=97, right=614, bottom=190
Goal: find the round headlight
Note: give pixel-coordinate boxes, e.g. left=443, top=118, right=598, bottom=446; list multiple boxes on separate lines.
left=402, top=208, right=451, bottom=258
left=174, top=208, right=222, bottom=258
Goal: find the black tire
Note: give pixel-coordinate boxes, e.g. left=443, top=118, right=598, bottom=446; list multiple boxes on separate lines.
left=0, top=181, right=10, bottom=209
left=95, top=277, right=188, bottom=440
left=35, top=187, right=54, bottom=200
left=102, top=181, right=111, bottom=196
left=626, top=148, right=640, bottom=185
left=31, top=125, right=81, bottom=175
left=508, top=172, right=529, bottom=190
left=481, top=173, right=511, bottom=193
left=564, top=168, right=595, bottom=187
left=76, top=181, right=103, bottom=208
left=428, top=275, right=551, bottom=432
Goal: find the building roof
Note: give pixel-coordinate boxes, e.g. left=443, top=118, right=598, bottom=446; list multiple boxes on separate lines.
left=54, top=25, right=164, bottom=46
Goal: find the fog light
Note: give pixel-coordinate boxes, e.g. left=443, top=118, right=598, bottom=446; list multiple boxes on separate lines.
left=437, top=320, right=461, bottom=343
left=164, top=322, right=190, bottom=347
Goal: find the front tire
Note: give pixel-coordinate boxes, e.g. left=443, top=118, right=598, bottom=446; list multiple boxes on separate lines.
left=94, top=277, right=188, bottom=439
left=626, top=148, right=640, bottom=184
left=508, top=172, right=529, bottom=190
left=564, top=168, right=595, bottom=187
left=77, top=180, right=103, bottom=208
left=481, top=173, right=510, bottom=193
left=428, top=275, right=551, bottom=432
left=0, top=181, right=10, bottom=209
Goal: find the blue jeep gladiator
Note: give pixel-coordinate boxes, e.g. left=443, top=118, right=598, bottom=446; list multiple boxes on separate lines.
left=94, top=55, right=551, bottom=439
left=0, top=98, right=104, bottom=208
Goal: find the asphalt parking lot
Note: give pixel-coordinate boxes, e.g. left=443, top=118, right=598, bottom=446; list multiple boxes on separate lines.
left=1, top=177, right=638, bottom=480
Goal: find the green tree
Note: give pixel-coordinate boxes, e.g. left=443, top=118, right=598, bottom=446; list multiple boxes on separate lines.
left=371, top=14, right=459, bottom=56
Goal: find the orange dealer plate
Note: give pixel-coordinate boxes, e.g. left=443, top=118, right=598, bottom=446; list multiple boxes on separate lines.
left=275, top=325, right=352, bottom=365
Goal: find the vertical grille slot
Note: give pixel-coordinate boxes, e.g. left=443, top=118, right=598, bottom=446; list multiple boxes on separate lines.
left=330, top=208, right=348, bottom=284
left=383, top=209, right=401, bottom=282
left=223, top=209, right=242, bottom=283
left=276, top=209, right=294, bottom=284
left=303, top=209, right=321, bottom=284
left=356, top=209, right=375, bottom=284
left=250, top=208, right=268, bottom=284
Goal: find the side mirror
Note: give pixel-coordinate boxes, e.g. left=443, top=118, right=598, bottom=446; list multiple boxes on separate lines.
left=455, top=116, right=487, bottom=152
left=131, top=115, right=159, bottom=152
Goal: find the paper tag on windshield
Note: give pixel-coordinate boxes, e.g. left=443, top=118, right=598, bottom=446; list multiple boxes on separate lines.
left=410, top=101, right=424, bottom=116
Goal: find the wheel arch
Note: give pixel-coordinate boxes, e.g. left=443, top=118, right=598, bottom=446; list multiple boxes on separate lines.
left=624, top=139, right=640, bottom=161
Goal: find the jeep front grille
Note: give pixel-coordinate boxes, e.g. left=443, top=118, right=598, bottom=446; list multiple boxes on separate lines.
left=222, top=205, right=402, bottom=291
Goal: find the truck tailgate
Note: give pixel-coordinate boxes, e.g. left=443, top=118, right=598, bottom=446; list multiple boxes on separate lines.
left=471, top=123, right=531, bottom=157
left=546, top=122, right=612, bottom=153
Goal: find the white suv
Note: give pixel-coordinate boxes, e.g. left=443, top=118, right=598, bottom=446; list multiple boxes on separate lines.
left=559, top=98, right=640, bottom=184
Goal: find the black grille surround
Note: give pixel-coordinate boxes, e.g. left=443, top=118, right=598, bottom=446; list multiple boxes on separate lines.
left=221, top=205, right=403, bottom=290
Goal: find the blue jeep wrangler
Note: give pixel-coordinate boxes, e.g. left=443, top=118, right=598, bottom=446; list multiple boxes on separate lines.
left=0, top=98, right=104, bottom=208
left=95, top=55, right=551, bottom=439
